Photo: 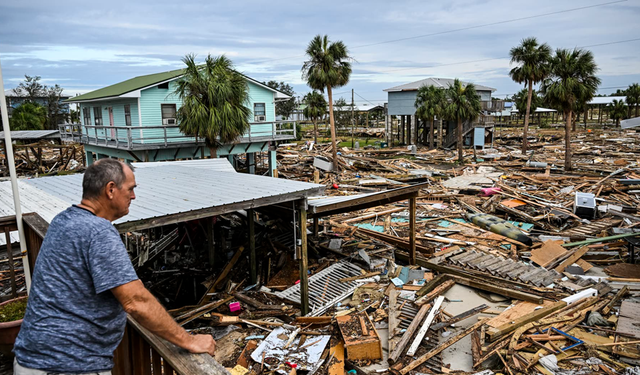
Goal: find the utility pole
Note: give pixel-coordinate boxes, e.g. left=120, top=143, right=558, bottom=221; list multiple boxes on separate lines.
left=351, top=89, right=355, bottom=148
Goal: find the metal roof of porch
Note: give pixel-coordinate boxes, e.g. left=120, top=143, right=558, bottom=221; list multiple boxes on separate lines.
left=0, top=160, right=324, bottom=243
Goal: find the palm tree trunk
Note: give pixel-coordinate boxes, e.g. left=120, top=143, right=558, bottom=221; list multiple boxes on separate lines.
left=313, top=118, right=318, bottom=145
left=457, top=118, right=463, bottom=164
left=208, top=146, right=218, bottom=159
left=523, top=80, right=533, bottom=154
left=437, top=118, right=443, bottom=149
left=429, top=119, right=434, bottom=149
left=564, top=110, right=572, bottom=172
left=327, top=85, right=338, bottom=171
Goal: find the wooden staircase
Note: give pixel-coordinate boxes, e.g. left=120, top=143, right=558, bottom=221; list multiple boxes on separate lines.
left=443, top=120, right=475, bottom=148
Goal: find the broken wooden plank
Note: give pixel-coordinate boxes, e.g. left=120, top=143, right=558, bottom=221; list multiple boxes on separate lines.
left=406, top=296, right=444, bottom=356
left=431, top=304, right=489, bottom=331
left=450, top=275, right=544, bottom=304
left=602, top=285, right=629, bottom=315
left=397, top=321, right=484, bottom=375
left=486, top=301, right=567, bottom=341
left=387, top=303, right=431, bottom=364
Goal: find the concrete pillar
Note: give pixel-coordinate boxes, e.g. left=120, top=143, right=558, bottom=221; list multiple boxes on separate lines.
left=247, top=153, right=256, bottom=175
left=268, top=149, right=277, bottom=177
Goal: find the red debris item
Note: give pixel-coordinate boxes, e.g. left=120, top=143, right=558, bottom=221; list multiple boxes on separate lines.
left=332, top=183, right=339, bottom=189
left=295, top=279, right=300, bottom=285
left=479, top=187, right=501, bottom=197
left=285, top=362, right=297, bottom=368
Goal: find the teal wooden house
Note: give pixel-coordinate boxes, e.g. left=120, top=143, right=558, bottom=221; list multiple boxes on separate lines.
left=61, top=68, right=294, bottom=173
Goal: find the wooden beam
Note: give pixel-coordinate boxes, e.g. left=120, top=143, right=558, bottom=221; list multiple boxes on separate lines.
left=388, top=303, right=431, bottom=364
left=409, top=197, right=416, bottom=265
left=486, top=301, right=567, bottom=341
left=199, top=246, right=244, bottom=305
left=602, top=285, right=629, bottom=315
left=397, top=321, right=484, bottom=375
left=431, top=304, right=489, bottom=331
left=554, top=246, right=589, bottom=273
left=299, top=202, right=309, bottom=316
left=388, top=287, right=400, bottom=352
left=406, top=296, right=444, bottom=356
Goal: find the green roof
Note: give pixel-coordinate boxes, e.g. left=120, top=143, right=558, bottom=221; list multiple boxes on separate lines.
left=65, top=68, right=186, bottom=102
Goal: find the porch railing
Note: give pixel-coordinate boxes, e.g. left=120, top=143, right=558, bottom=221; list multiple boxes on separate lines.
left=113, top=316, right=229, bottom=375
left=1, top=212, right=229, bottom=374
left=59, top=121, right=296, bottom=150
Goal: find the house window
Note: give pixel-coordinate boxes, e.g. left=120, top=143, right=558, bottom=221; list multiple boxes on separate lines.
left=82, top=107, right=91, bottom=125
left=161, top=104, right=177, bottom=125
left=93, top=107, right=103, bottom=125
left=253, top=103, right=266, bottom=121
left=158, top=82, right=169, bottom=89
left=124, top=105, right=132, bottom=126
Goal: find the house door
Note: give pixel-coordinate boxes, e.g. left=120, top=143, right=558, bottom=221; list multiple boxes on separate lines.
left=108, top=107, right=115, bottom=139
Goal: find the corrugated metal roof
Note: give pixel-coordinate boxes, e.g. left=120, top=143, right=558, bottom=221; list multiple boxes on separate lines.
left=0, top=130, right=60, bottom=140
left=0, top=164, right=324, bottom=241
left=588, top=96, right=626, bottom=105
left=131, top=158, right=237, bottom=173
left=384, top=77, right=496, bottom=93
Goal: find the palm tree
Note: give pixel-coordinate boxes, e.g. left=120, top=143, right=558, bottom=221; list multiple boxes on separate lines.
left=302, top=35, right=353, bottom=171
left=509, top=37, right=552, bottom=154
left=626, top=83, right=640, bottom=118
left=444, top=79, right=482, bottom=163
left=609, top=99, right=627, bottom=127
left=302, top=90, right=327, bottom=145
left=541, top=48, right=600, bottom=171
left=415, top=85, right=445, bottom=149
left=175, top=54, right=251, bottom=157
left=513, top=88, right=541, bottom=122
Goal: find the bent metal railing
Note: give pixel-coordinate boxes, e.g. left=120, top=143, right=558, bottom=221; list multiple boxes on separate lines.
left=59, top=121, right=296, bottom=150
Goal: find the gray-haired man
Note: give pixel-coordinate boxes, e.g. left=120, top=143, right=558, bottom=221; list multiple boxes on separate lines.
left=14, top=159, right=215, bottom=374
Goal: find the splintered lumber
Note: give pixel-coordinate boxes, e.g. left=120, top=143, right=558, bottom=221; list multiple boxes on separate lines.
left=397, top=321, right=484, bottom=375
left=339, top=271, right=380, bottom=282
left=199, top=246, right=245, bottom=304
left=328, top=340, right=345, bottom=375
left=449, top=275, right=544, bottom=304
left=388, top=303, right=431, bottom=364
left=406, top=296, right=444, bottom=356
left=176, top=296, right=234, bottom=326
left=416, top=274, right=449, bottom=297
left=388, top=288, right=400, bottom=351
left=342, top=207, right=406, bottom=224
left=486, top=301, right=567, bottom=341
left=602, top=285, right=629, bottom=315
left=431, top=304, right=489, bottom=331
left=356, top=228, right=432, bottom=254
left=295, top=316, right=332, bottom=325
left=554, top=246, right=589, bottom=273
left=415, top=279, right=455, bottom=306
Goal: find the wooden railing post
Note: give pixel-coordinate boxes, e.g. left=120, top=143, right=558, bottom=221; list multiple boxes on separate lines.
left=163, top=127, right=168, bottom=147
left=127, top=128, right=133, bottom=149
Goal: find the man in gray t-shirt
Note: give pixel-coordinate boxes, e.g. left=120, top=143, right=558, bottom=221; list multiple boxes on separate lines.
left=14, top=159, right=215, bottom=374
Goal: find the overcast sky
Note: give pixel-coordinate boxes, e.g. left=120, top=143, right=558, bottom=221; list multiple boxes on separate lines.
left=2, top=0, right=639, bottom=106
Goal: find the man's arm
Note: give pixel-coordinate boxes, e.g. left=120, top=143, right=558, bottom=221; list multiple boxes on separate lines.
left=111, top=280, right=216, bottom=355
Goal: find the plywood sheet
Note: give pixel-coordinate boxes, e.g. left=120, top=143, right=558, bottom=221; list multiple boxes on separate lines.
left=530, top=240, right=567, bottom=268
left=617, top=301, right=640, bottom=339
left=485, top=300, right=554, bottom=329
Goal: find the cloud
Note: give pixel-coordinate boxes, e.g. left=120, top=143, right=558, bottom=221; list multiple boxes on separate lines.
left=1, top=0, right=638, bottom=99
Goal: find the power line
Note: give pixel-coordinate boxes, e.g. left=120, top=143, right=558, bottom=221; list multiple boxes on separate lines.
left=244, top=0, right=626, bottom=65
left=354, top=91, right=377, bottom=107
left=352, top=0, right=626, bottom=49
left=361, top=38, right=640, bottom=74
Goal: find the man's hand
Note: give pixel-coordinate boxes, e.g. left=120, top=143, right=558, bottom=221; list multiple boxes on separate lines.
left=187, top=334, right=216, bottom=356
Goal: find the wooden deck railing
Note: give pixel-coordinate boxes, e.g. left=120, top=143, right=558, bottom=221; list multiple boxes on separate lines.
left=0, top=213, right=229, bottom=374
left=113, top=316, right=229, bottom=375
left=59, top=121, right=297, bottom=150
